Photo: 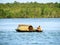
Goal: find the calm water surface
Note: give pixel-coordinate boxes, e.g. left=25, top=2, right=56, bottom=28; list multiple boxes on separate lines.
left=0, top=18, right=60, bottom=45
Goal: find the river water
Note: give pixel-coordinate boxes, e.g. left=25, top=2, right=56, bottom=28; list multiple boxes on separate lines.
left=0, top=18, right=60, bottom=45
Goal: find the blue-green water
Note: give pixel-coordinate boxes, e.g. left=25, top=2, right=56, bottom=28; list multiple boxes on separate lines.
left=0, top=18, right=60, bottom=45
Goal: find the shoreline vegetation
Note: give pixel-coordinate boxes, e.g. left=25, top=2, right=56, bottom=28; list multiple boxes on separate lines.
left=0, top=1, right=60, bottom=18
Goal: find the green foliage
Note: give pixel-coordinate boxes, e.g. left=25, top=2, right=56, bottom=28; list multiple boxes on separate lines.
left=0, top=2, right=60, bottom=18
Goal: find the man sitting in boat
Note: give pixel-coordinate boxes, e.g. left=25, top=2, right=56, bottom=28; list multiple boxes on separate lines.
left=36, top=26, right=42, bottom=32
left=28, top=25, right=33, bottom=31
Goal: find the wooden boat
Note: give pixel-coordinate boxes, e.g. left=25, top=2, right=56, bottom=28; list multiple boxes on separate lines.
left=16, top=24, right=42, bottom=32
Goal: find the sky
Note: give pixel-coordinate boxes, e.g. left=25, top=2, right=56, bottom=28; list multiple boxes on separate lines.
left=0, top=0, right=60, bottom=3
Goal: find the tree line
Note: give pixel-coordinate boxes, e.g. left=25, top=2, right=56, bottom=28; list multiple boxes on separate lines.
left=0, top=1, right=60, bottom=18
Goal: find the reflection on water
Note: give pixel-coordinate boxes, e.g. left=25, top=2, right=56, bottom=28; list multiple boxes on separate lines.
left=0, top=18, right=60, bottom=45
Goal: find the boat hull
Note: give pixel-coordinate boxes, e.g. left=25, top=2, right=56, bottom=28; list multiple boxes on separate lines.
left=16, top=29, right=42, bottom=32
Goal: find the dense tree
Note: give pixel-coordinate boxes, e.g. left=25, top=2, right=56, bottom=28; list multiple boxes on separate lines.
left=0, top=1, right=60, bottom=18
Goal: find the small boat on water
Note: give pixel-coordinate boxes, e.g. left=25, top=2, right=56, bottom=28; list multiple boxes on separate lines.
left=16, top=24, right=42, bottom=32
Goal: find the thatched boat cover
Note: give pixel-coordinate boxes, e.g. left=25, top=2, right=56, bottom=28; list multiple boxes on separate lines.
left=17, top=24, right=32, bottom=31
